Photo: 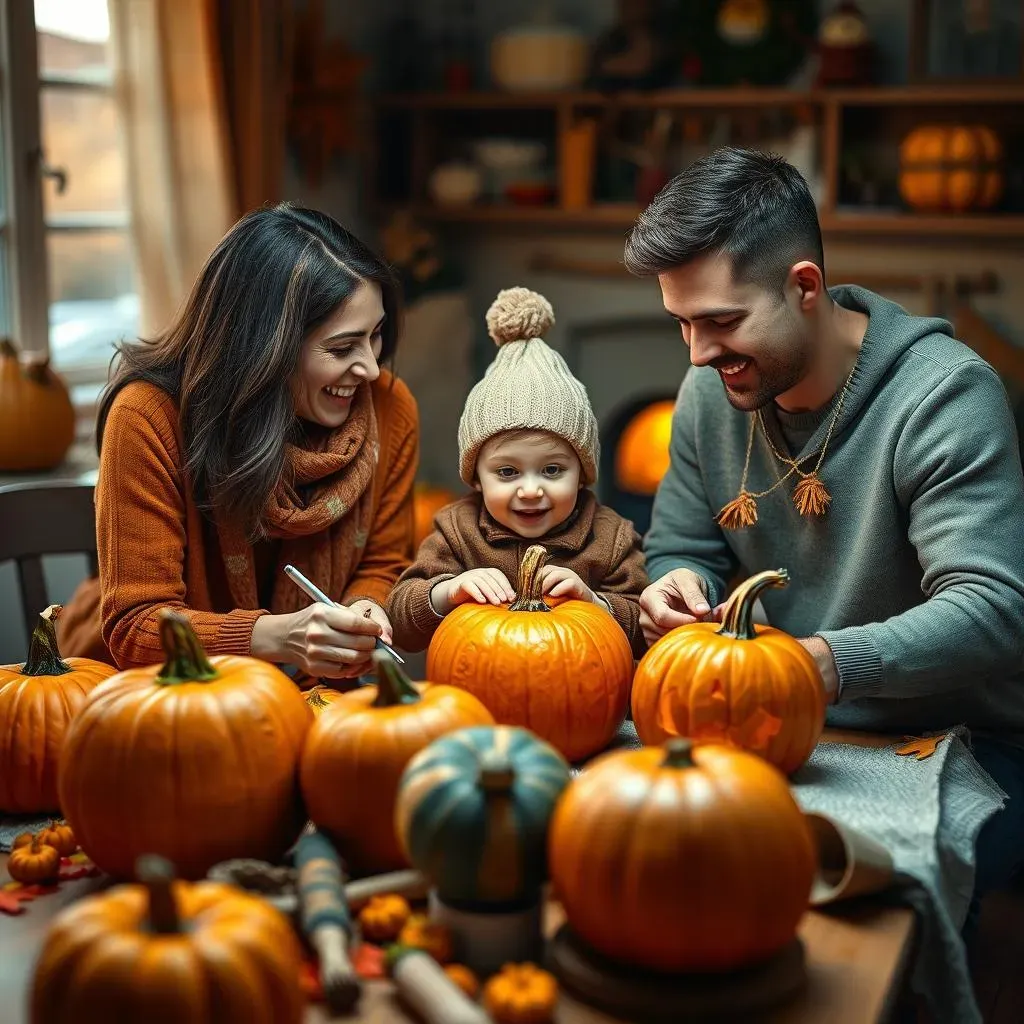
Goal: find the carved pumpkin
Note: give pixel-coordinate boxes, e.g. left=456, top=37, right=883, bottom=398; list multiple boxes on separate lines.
left=30, top=854, right=305, bottom=1023
left=414, top=483, right=458, bottom=547
left=0, top=339, right=76, bottom=472
left=36, top=820, right=77, bottom=857
left=0, top=605, right=117, bottom=814
left=631, top=569, right=824, bottom=774
left=300, top=652, right=494, bottom=874
left=7, top=834, right=61, bottom=884
left=482, top=962, right=559, bottom=1024
left=614, top=399, right=675, bottom=495
left=396, top=724, right=571, bottom=908
left=549, top=738, right=816, bottom=972
left=899, top=125, right=1004, bottom=213
left=427, top=545, right=633, bottom=762
left=57, top=611, right=313, bottom=879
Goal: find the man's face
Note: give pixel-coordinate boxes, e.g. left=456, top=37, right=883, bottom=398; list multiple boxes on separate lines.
left=658, top=253, right=814, bottom=411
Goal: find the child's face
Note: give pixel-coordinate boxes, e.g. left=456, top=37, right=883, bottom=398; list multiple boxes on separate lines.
left=476, top=431, right=582, bottom=539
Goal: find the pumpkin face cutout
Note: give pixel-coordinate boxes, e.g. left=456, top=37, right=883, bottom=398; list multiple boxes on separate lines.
left=0, top=605, right=117, bottom=814
left=631, top=569, right=824, bottom=774
left=426, top=545, right=633, bottom=763
left=548, top=739, right=816, bottom=973
left=57, top=611, right=313, bottom=879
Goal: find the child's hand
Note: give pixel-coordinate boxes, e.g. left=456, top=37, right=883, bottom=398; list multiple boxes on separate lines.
left=431, top=568, right=516, bottom=615
left=540, top=565, right=598, bottom=605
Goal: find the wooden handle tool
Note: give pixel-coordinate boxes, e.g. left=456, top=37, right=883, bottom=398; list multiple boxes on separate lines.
left=389, top=948, right=490, bottom=1024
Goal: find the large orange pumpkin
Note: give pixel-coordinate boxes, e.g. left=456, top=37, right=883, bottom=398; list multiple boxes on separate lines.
left=631, top=568, right=824, bottom=775
left=0, top=339, right=76, bottom=472
left=898, top=125, right=1004, bottom=213
left=614, top=399, right=675, bottom=495
left=548, top=738, right=816, bottom=973
left=300, top=652, right=494, bottom=874
left=0, top=605, right=116, bottom=813
left=57, top=610, right=313, bottom=879
left=414, top=483, right=459, bottom=547
left=427, top=545, right=633, bottom=763
left=30, top=854, right=305, bottom=1024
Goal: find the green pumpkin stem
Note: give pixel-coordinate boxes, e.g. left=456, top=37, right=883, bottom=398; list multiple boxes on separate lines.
left=22, top=605, right=72, bottom=677
left=371, top=651, right=421, bottom=707
left=508, top=544, right=551, bottom=612
left=718, top=568, right=790, bottom=641
left=478, top=749, right=515, bottom=793
left=662, top=738, right=697, bottom=769
left=156, top=610, right=218, bottom=685
left=137, top=855, right=180, bottom=934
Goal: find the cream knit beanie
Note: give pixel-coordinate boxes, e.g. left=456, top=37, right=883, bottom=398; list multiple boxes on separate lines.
left=458, top=287, right=600, bottom=486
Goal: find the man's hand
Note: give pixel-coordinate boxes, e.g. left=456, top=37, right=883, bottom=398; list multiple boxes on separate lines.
left=639, top=569, right=712, bottom=645
left=799, top=635, right=839, bottom=704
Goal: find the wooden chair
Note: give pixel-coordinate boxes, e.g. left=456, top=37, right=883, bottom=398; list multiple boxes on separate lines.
left=0, top=479, right=98, bottom=648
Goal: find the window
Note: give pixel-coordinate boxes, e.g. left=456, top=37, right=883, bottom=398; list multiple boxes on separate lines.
left=0, top=0, right=138, bottom=390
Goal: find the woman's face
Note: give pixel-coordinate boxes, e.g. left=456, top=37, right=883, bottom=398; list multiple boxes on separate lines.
left=293, top=280, right=385, bottom=429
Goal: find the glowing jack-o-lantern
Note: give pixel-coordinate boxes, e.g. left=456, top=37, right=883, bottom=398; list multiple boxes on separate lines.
left=614, top=400, right=675, bottom=496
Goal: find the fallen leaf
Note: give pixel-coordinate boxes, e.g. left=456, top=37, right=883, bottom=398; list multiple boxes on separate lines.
left=895, top=734, right=947, bottom=760
left=0, top=892, right=25, bottom=915
left=352, top=942, right=387, bottom=979
left=299, top=959, right=323, bottom=1001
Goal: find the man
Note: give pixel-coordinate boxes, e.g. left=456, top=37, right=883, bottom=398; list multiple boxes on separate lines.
left=625, top=147, right=1024, bottom=915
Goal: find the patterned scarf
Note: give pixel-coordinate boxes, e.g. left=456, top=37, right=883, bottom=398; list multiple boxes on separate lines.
left=216, top=383, right=380, bottom=613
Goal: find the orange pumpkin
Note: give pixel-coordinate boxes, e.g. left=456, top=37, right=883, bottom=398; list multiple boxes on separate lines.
left=444, top=963, right=481, bottom=999
left=549, top=738, right=816, bottom=973
left=414, top=483, right=458, bottom=548
left=37, top=820, right=77, bottom=857
left=12, top=832, right=35, bottom=850
left=483, top=963, right=559, bottom=1024
left=303, top=683, right=351, bottom=717
left=0, top=605, right=117, bottom=814
left=58, top=610, right=313, bottom=879
left=899, top=125, right=1004, bottom=212
left=358, top=893, right=412, bottom=942
left=426, top=545, right=633, bottom=762
left=0, top=339, right=76, bottom=472
left=7, top=834, right=61, bottom=884
left=30, top=854, right=305, bottom=1023
left=397, top=913, right=453, bottom=964
left=631, top=569, right=824, bottom=774
left=614, top=399, right=675, bottom=495
left=300, top=652, right=494, bottom=873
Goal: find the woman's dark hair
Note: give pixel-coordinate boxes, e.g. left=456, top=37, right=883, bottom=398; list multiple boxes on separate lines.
left=623, top=147, right=824, bottom=294
left=96, top=203, right=401, bottom=539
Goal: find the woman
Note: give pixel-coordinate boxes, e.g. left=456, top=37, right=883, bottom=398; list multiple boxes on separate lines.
left=92, top=203, right=418, bottom=680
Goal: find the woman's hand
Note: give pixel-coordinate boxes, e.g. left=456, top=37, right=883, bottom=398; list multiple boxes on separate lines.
left=429, top=568, right=516, bottom=615
left=348, top=599, right=394, bottom=645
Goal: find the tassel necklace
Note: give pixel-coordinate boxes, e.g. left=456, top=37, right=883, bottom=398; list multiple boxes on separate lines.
left=716, top=358, right=858, bottom=530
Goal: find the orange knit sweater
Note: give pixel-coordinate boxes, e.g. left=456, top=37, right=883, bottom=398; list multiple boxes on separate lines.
left=97, top=372, right=419, bottom=669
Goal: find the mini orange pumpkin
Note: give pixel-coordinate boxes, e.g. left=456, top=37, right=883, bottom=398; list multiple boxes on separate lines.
left=427, top=545, right=633, bottom=762
left=899, top=124, right=1004, bottom=212
left=397, top=914, right=453, bottom=964
left=631, top=568, right=824, bottom=775
left=36, top=820, right=77, bottom=857
left=7, top=835, right=61, bottom=884
left=358, top=893, right=412, bottom=943
left=12, top=832, right=35, bottom=850
left=444, top=963, right=481, bottom=999
left=482, top=962, right=559, bottom=1024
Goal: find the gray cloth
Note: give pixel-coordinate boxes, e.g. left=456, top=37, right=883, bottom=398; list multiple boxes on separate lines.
left=581, top=721, right=1005, bottom=1024
left=644, top=284, right=1024, bottom=740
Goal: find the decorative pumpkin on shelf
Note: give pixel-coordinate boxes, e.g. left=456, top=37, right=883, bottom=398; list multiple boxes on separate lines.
left=30, top=854, right=305, bottom=1023
left=300, top=651, right=494, bottom=873
left=0, top=339, right=76, bottom=471
left=899, top=125, right=1004, bottom=213
left=427, top=545, right=634, bottom=763
left=614, top=398, right=675, bottom=495
left=57, top=610, right=313, bottom=879
left=482, top=962, right=559, bottom=1024
left=631, top=568, right=824, bottom=775
left=414, top=482, right=459, bottom=547
left=36, top=820, right=77, bottom=857
left=396, top=724, right=571, bottom=909
left=548, top=738, right=816, bottom=973
left=0, top=604, right=117, bottom=814
left=7, top=834, right=61, bottom=884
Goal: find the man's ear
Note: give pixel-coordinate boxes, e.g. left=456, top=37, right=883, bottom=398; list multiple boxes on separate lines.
left=789, top=261, right=825, bottom=311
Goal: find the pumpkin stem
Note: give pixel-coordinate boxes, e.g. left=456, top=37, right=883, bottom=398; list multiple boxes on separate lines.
left=156, top=610, right=219, bottom=685
left=22, top=605, right=72, bottom=677
left=371, top=650, right=421, bottom=707
left=661, top=737, right=697, bottom=769
left=718, top=569, right=790, bottom=641
left=508, top=544, right=551, bottom=612
left=137, top=855, right=180, bottom=934
left=478, top=749, right=515, bottom=793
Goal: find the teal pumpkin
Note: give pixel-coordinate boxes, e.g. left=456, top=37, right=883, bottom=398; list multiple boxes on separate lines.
left=394, top=725, right=571, bottom=909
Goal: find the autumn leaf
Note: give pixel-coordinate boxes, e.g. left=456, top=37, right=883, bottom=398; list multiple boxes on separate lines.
left=894, top=734, right=947, bottom=760
left=0, top=891, right=25, bottom=915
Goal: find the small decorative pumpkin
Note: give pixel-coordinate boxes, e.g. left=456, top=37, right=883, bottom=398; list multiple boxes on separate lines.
left=482, top=962, right=559, bottom=1024
left=614, top=399, right=675, bottom=495
left=398, top=914, right=453, bottom=964
left=444, top=963, right=480, bottom=999
left=396, top=724, right=571, bottom=908
left=58, top=610, right=313, bottom=879
left=300, top=652, right=494, bottom=873
left=12, top=832, right=35, bottom=850
left=427, top=545, right=633, bottom=762
left=30, top=854, right=305, bottom=1023
left=0, top=605, right=117, bottom=814
left=7, top=834, right=61, bottom=884
left=549, top=738, right=816, bottom=973
left=414, top=483, right=458, bottom=548
left=358, top=893, right=412, bottom=943
left=631, top=569, right=824, bottom=775
left=0, top=339, right=75, bottom=472
left=36, top=820, right=77, bottom=857
left=899, top=125, right=1004, bottom=213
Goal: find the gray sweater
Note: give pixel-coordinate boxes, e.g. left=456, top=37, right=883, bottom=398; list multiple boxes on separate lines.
left=645, top=285, right=1024, bottom=738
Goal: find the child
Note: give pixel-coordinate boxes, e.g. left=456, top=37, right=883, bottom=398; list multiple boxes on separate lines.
left=387, top=286, right=649, bottom=658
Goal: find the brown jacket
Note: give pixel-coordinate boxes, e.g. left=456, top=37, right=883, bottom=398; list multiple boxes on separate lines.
left=386, top=490, right=648, bottom=658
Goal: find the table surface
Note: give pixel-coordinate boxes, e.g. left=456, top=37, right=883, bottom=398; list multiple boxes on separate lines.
left=0, top=729, right=917, bottom=1024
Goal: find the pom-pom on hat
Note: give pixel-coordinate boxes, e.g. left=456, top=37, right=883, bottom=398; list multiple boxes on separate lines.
left=457, top=287, right=600, bottom=486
